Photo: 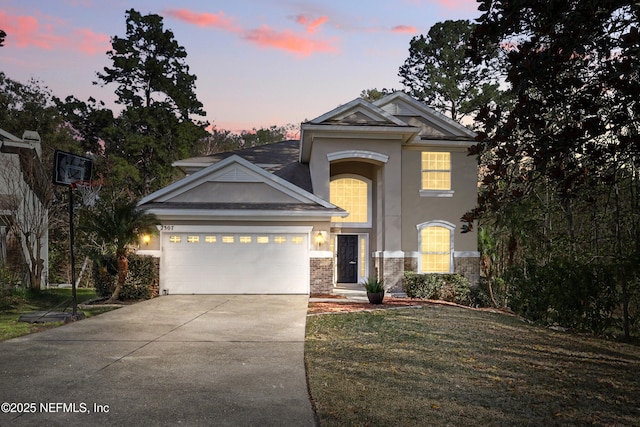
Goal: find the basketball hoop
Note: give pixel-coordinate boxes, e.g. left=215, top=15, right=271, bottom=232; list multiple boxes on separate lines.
left=71, top=178, right=102, bottom=207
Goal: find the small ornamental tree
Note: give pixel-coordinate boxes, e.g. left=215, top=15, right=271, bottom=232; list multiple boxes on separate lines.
left=80, top=198, right=158, bottom=303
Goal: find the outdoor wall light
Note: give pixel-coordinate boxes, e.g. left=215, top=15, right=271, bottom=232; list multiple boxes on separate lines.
left=315, top=231, right=326, bottom=247
left=142, top=234, right=151, bottom=245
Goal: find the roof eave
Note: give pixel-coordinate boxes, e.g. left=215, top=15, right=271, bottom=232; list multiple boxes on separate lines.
left=142, top=208, right=347, bottom=222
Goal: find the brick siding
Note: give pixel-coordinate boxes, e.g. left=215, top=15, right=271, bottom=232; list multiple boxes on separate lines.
left=310, top=257, right=333, bottom=294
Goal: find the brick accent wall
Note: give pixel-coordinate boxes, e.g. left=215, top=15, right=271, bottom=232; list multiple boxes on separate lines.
left=310, top=257, right=333, bottom=294
left=381, top=257, right=404, bottom=292
left=404, top=256, right=417, bottom=272
left=151, top=257, right=160, bottom=297
left=454, top=256, right=480, bottom=285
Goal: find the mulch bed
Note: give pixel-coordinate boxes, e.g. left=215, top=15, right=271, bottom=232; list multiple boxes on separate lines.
left=307, top=294, right=515, bottom=315
left=308, top=295, right=425, bottom=315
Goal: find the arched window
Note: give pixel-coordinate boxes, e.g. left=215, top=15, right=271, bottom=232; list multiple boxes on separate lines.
left=417, top=221, right=454, bottom=273
left=330, top=176, right=371, bottom=227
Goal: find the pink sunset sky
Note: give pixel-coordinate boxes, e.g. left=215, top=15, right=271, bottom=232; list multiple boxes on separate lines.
left=0, top=0, right=480, bottom=134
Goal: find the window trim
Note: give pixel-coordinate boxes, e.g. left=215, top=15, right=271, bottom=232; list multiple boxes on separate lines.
left=420, top=152, right=454, bottom=197
left=417, top=220, right=455, bottom=273
left=330, top=174, right=372, bottom=228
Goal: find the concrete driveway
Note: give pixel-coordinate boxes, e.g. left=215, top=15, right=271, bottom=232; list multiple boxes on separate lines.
left=0, top=295, right=317, bottom=426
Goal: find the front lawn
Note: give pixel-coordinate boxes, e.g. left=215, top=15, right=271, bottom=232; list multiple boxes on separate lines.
left=0, top=287, right=116, bottom=341
left=305, top=305, right=640, bottom=426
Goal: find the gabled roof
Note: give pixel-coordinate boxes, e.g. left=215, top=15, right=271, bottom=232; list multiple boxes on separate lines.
left=0, top=128, right=48, bottom=203
left=0, top=128, right=22, bottom=142
left=139, top=154, right=345, bottom=220
left=374, top=91, right=477, bottom=140
left=299, top=95, right=422, bottom=162
left=307, top=97, right=410, bottom=127
left=172, top=140, right=313, bottom=193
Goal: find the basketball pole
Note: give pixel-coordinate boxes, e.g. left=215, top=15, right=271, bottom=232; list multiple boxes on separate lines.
left=68, top=184, right=78, bottom=318
left=53, top=150, right=93, bottom=320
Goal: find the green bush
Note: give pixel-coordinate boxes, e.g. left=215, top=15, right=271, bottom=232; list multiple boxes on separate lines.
left=505, top=258, right=618, bottom=334
left=403, top=272, right=472, bottom=305
left=469, top=277, right=510, bottom=308
left=121, top=255, right=156, bottom=300
left=469, top=278, right=493, bottom=308
left=92, top=254, right=156, bottom=301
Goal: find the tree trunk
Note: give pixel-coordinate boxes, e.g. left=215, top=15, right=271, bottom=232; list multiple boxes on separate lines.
left=481, top=254, right=498, bottom=308
left=107, top=255, right=128, bottom=303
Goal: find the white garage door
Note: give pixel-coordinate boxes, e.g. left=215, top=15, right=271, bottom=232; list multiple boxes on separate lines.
left=160, top=226, right=310, bottom=294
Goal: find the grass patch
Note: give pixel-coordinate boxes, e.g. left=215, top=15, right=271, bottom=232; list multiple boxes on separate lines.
left=305, top=305, right=640, bottom=426
left=0, top=287, right=116, bottom=341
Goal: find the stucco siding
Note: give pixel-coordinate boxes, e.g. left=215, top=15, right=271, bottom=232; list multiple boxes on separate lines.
left=309, top=137, right=401, bottom=201
left=401, top=147, right=478, bottom=253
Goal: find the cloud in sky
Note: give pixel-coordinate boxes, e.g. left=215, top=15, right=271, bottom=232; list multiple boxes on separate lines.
left=163, top=9, right=239, bottom=32
left=436, top=0, right=477, bottom=9
left=391, top=25, right=417, bottom=34
left=73, top=28, right=110, bottom=55
left=243, top=25, right=338, bottom=56
left=166, top=8, right=338, bottom=57
left=0, top=11, right=109, bottom=54
left=406, top=0, right=478, bottom=11
left=295, top=14, right=329, bottom=34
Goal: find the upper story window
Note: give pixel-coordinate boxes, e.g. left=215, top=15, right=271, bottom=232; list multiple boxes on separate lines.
left=421, top=152, right=453, bottom=197
left=330, top=176, right=371, bottom=227
left=417, top=221, right=454, bottom=273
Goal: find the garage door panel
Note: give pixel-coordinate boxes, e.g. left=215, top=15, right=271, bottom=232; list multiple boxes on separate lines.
left=160, top=232, right=309, bottom=294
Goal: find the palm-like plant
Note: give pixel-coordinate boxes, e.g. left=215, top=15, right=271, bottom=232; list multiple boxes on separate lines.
left=81, top=198, right=158, bottom=303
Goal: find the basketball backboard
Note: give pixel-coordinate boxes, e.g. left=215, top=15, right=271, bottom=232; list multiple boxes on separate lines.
left=53, top=150, right=93, bottom=187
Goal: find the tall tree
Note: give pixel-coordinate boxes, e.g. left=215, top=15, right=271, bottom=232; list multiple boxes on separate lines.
left=0, top=29, right=6, bottom=47
left=399, top=20, right=505, bottom=124
left=96, top=9, right=205, bottom=119
left=95, top=9, right=209, bottom=196
left=54, top=96, right=113, bottom=156
left=469, top=0, right=640, bottom=339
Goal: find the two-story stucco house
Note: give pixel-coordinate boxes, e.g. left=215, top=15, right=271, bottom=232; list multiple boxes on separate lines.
left=138, top=92, right=479, bottom=294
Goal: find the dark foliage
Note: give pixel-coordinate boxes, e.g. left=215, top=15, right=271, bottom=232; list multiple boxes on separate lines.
left=92, top=254, right=155, bottom=300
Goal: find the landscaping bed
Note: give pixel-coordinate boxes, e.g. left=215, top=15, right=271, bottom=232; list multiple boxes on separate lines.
left=308, top=295, right=424, bottom=315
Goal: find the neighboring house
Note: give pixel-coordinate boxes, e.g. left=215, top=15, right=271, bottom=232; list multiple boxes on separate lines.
left=138, top=92, right=479, bottom=294
left=0, top=128, right=49, bottom=288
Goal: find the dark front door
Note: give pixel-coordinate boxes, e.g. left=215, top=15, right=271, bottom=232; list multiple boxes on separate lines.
left=337, top=235, right=358, bottom=283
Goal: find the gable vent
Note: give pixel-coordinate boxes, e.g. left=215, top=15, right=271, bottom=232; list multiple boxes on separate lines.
left=213, top=166, right=257, bottom=182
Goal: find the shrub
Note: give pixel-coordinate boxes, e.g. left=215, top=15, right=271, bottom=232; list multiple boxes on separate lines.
left=121, top=255, right=156, bottom=300
left=469, top=277, right=509, bottom=308
left=403, top=272, right=472, bottom=305
left=505, top=258, right=618, bottom=334
left=92, top=254, right=156, bottom=301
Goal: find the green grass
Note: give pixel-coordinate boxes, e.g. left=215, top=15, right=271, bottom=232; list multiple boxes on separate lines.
left=0, top=287, right=116, bottom=341
left=305, top=305, right=640, bottom=427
